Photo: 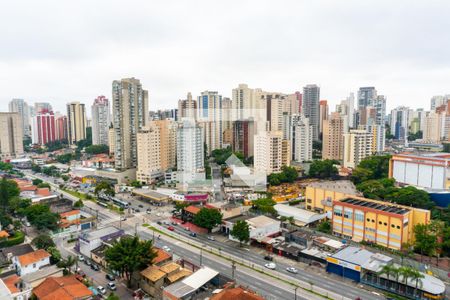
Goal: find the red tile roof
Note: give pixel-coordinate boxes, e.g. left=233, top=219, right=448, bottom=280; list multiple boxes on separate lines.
left=18, top=249, right=50, bottom=267
left=3, top=274, right=20, bottom=294
left=36, top=188, right=51, bottom=196
left=184, top=205, right=201, bottom=215
left=211, top=287, right=265, bottom=300
left=153, top=248, right=171, bottom=264
left=33, top=275, right=93, bottom=300
left=60, top=210, right=80, bottom=218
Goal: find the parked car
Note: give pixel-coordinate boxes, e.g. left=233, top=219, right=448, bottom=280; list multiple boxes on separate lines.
left=264, top=263, right=276, bottom=270
left=85, top=260, right=92, bottom=266
left=286, top=267, right=298, bottom=274
left=189, top=232, right=197, bottom=237
left=162, top=245, right=171, bottom=252
left=168, top=226, right=175, bottom=231
left=138, top=204, right=144, bottom=208
left=105, top=274, right=115, bottom=281
left=91, top=264, right=100, bottom=271
left=97, top=286, right=106, bottom=295
left=78, top=255, right=84, bottom=261
left=207, top=236, right=215, bottom=241
left=171, top=221, right=177, bottom=225
left=264, top=255, right=273, bottom=261
left=157, top=221, right=162, bottom=225
left=107, top=282, right=117, bottom=291
left=134, top=208, right=141, bottom=212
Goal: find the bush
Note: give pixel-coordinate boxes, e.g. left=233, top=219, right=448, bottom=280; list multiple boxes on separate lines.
left=0, top=231, right=25, bottom=248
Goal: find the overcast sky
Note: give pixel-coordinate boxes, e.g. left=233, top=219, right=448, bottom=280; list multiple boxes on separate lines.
left=1, top=0, right=449, bottom=115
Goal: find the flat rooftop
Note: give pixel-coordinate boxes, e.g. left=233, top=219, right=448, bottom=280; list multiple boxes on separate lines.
left=339, top=198, right=410, bottom=215
left=308, top=180, right=359, bottom=195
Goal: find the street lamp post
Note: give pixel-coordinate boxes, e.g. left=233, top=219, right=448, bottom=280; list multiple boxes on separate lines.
left=294, top=286, right=298, bottom=300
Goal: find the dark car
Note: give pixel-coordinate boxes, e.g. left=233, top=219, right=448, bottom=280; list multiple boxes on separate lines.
left=91, top=264, right=100, bottom=271
left=135, top=208, right=141, bottom=212
left=106, top=274, right=115, bottom=281
left=138, top=204, right=144, bottom=208
left=264, top=255, right=273, bottom=261
left=157, top=221, right=162, bottom=225
left=85, top=260, right=92, bottom=266
left=189, top=232, right=197, bottom=237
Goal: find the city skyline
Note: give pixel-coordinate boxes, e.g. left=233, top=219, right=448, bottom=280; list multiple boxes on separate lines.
left=1, top=1, right=450, bottom=113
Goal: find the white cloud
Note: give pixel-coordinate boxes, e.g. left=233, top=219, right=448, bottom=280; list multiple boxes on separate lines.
left=1, top=0, right=449, bottom=113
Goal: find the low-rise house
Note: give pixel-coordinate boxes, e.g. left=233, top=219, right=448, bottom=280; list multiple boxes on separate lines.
left=13, top=249, right=51, bottom=276
left=246, top=215, right=281, bottom=242
left=0, top=244, right=34, bottom=269
left=0, top=274, right=32, bottom=300
left=182, top=205, right=201, bottom=222
left=78, top=226, right=123, bottom=258
left=210, top=285, right=264, bottom=300
left=21, top=265, right=63, bottom=288
left=59, top=210, right=95, bottom=233
left=32, top=275, right=93, bottom=300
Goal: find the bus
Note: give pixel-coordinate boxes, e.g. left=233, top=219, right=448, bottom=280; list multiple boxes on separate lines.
left=97, top=201, right=108, bottom=208
left=111, top=197, right=129, bottom=209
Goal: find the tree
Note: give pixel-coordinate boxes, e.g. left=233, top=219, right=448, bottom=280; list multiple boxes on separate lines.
left=378, top=264, right=397, bottom=286
left=24, top=204, right=60, bottom=231
left=85, top=144, right=109, bottom=155
left=95, top=181, right=115, bottom=196
left=47, top=246, right=61, bottom=264
left=251, top=198, right=277, bottom=215
left=9, top=197, right=31, bottom=216
left=230, top=220, right=250, bottom=246
left=351, top=155, right=391, bottom=184
left=414, top=223, right=438, bottom=259
left=32, top=234, right=56, bottom=250
left=105, top=236, right=157, bottom=287
left=193, top=208, right=223, bottom=232
left=408, top=130, right=423, bottom=141
left=56, top=153, right=73, bottom=164
left=0, top=177, right=20, bottom=213
left=356, top=178, right=396, bottom=200
left=31, top=164, right=42, bottom=173
left=0, top=162, right=13, bottom=172
left=317, top=220, right=331, bottom=234
left=389, top=186, right=434, bottom=210
left=268, top=166, right=298, bottom=186
left=308, top=160, right=338, bottom=179
left=106, top=293, right=120, bottom=300
left=32, top=178, right=43, bottom=186
left=73, top=199, right=84, bottom=208
left=37, top=182, right=51, bottom=190
left=0, top=212, right=13, bottom=228
left=129, top=180, right=143, bottom=188
left=174, top=202, right=189, bottom=212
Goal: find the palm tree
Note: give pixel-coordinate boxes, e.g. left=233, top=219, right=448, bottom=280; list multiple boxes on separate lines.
left=409, top=269, right=424, bottom=296
left=378, top=264, right=396, bottom=287
left=65, top=255, right=76, bottom=273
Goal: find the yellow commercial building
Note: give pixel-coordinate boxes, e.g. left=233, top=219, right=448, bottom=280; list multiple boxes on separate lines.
left=332, top=197, right=430, bottom=250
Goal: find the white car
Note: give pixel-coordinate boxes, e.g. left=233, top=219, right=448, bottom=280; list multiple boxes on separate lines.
left=97, top=286, right=106, bottom=294
left=78, top=255, right=84, bottom=261
left=207, top=236, right=215, bottom=241
left=264, top=263, right=276, bottom=270
left=162, top=245, right=171, bottom=252
left=107, top=282, right=116, bottom=290
left=286, top=267, right=298, bottom=274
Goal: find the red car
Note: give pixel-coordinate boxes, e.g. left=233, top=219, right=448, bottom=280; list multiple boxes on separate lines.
left=168, top=226, right=175, bottom=231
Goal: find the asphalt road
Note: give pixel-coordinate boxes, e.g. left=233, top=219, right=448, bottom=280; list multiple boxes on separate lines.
left=167, top=221, right=383, bottom=300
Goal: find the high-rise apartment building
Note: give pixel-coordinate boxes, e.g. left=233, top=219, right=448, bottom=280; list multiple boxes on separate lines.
left=178, top=92, right=196, bottom=121
left=91, top=96, right=110, bottom=146
left=262, top=92, right=287, bottom=132
left=358, top=125, right=385, bottom=154
left=136, top=124, right=162, bottom=184
left=108, top=127, right=115, bottom=155
left=232, top=120, right=255, bottom=159
left=343, top=129, right=373, bottom=168
left=422, top=111, right=442, bottom=143
left=373, top=95, right=386, bottom=126
left=0, top=113, right=24, bottom=159
left=112, top=78, right=149, bottom=170
left=198, top=91, right=223, bottom=154
left=286, top=92, right=302, bottom=115
left=357, top=87, right=377, bottom=110
left=34, top=102, right=52, bottom=114
left=323, top=112, right=345, bottom=161
left=319, top=100, right=329, bottom=137
left=302, top=84, right=320, bottom=141
left=8, top=99, right=30, bottom=138
left=285, top=114, right=313, bottom=163
left=254, top=131, right=285, bottom=174
left=177, top=120, right=204, bottom=183
left=232, top=84, right=266, bottom=133
left=67, top=102, right=87, bottom=145
left=430, top=95, right=450, bottom=111
left=390, top=106, right=410, bottom=142
left=153, top=119, right=177, bottom=171
left=55, top=115, right=68, bottom=141
left=32, top=109, right=56, bottom=145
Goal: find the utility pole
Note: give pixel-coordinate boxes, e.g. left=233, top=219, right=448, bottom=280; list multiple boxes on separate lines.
left=294, top=286, right=298, bottom=300
left=200, top=248, right=203, bottom=266
left=134, top=223, right=138, bottom=236
left=231, top=261, right=236, bottom=280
